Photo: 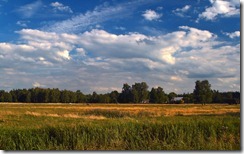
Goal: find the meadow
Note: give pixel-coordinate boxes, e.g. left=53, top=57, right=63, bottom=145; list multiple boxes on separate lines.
left=0, top=103, right=240, bottom=150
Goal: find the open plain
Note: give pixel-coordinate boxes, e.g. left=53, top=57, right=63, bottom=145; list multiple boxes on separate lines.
left=0, top=103, right=240, bottom=150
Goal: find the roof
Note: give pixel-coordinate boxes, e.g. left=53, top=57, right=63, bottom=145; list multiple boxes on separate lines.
left=171, top=97, right=184, bottom=101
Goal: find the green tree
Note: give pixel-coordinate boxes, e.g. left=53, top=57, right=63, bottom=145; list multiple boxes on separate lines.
left=89, top=91, right=99, bottom=103
left=98, top=94, right=111, bottom=103
left=131, top=82, right=149, bottom=103
left=39, top=88, right=50, bottom=103
left=109, top=90, right=119, bottom=103
left=182, top=93, right=194, bottom=103
left=0, top=91, right=12, bottom=102
left=193, top=80, right=213, bottom=105
left=118, top=83, right=133, bottom=103
left=60, top=90, right=70, bottom=103
left=212, top=90, right=222, bottom=103
left=3, top=92, right=12, bottom=102
left=76, top=90, right=86, bottom=103
left=49, top=88, right=61, bottom=103
left=10, top=90, right=18, bottom=102
left=69, top=91, right=77, bottom=103
left=18, top=89, right=31, bottom=103
left=168, top=92, right=177, bottom=101
left=149, top=87, right=167, bottom=103
left=0, top=90, right=5, bottom=102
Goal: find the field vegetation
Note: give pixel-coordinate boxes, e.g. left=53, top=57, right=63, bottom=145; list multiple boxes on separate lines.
left=0, top=103, right=240, bottom=150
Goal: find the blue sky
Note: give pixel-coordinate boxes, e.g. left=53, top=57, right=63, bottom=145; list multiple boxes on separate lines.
left=0, top=0, right=241, bottom=94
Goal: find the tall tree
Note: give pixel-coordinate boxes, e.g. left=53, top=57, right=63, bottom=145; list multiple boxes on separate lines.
left=212, top=90, right=222, bottom=103
left=60, top=90, right=70, bottom=103
left=76, top=90, right=86, bottom=103
left=49, top=88, right=61, bottom=103
left=193, top=80, right=213, bottom=105
left=3, top=92, right=12, bottom=102
left=0, top=90, right=5, bottom=102
left=149, top=87, right=167, bottom=103
left=69, top=91, right=77, bottom=103
left=118, top=83, right=133, bottom=103
left=182, top=93, right=194, bottom=103
left=18, top=89, right=31, bottom=103
left=131, top=82, right=149, bottom=103
left=89, top=91, right=99, bottom=103
left=109, top=90, right=119, bottom=103
left=0, top=91, right=12, bottom=102
left=10, top=90, right=18, bottom=102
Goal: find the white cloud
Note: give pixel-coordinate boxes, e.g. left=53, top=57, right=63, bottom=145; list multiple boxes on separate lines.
left=57, top=50, right=71, bottom=60
left=76, top=48, right=86, bottom=57
left=50, top=2, right=73, bottom=13
left=178, top=26, right=216, bottom=45
left=170, top=76, right=182, bottom=81
left=198, top=0, right=240, bottom=21
left=142, top=9, right=162, bottom=21
left=0, top=26, right=240, bottom=93
left=16, top=29, right=74, bottom=63
left=223, top=31, right=240, bottom=38
left=44, top=0, right=152, bottom=33
left=32, top=82, right=45, bottom=87
left=180, top=5, right=191, bottom=12
left=160, top=46, right=178, bottom=64
left=173, top=5, right=191, bottom=17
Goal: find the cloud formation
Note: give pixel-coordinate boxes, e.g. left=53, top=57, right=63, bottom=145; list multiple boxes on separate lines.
left=33, top=82, right=45, bottom=88
left=16, top=20, right=29, bottom=27
left=43, top=0, right=154, bottom=33
left=16, top=0, right=42, bottom=18
left=142, top=9, right=162, bottom=21
left=50, top=2, right=73, bottom=13
left=223, top=31, right=240, bottom=38
left=198, top=0, right=239, bottom=21
left=173, top=5, right=191, bottom=17
left=0, top=26, right=239, bottom=93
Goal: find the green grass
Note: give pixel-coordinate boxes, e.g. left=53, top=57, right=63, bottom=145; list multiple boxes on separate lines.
left=0, top=103, right=240, bottom=150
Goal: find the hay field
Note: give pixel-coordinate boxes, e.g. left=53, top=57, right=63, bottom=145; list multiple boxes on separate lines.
left=0, top=103, right=240, bottom=150
left=0, top=103, right=240, bottom=117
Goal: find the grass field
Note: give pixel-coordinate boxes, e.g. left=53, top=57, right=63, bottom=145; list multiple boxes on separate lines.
left=0, top=103, right=240, bottom=150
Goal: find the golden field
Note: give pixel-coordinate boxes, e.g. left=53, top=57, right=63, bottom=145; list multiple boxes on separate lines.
left=0, top=103, right=240, bottom=118
left=0, top=103, right=240, bottom=150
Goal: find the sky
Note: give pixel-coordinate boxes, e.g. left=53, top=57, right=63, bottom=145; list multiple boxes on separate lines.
left=0, top=0, right=241, bottom=94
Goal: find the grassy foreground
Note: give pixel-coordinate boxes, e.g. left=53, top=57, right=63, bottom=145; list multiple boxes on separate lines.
left=0, top=103, right=240, bottom=150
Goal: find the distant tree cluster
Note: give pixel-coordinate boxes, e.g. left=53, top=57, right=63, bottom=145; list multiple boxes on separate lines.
left=0, top=80, right=240, bottom=104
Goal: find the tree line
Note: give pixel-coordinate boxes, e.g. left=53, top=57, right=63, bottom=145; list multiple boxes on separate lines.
left=0, top=80, right=240, bottom=104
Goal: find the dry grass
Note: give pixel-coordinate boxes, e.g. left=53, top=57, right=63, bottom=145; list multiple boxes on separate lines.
left=0, top=103, right=240, bottom=119
left=24, top=111, right=107, bottom=120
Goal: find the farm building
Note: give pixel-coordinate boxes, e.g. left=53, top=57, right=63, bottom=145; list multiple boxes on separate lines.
left=170, top=97, right=184, bottom=104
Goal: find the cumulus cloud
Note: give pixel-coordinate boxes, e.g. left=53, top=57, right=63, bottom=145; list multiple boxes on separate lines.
left=198, top=0, right=240, bottom=21
left=223, top=31, right=240, bottom=38
left=173, top=5, right=191, bottom=17
left=0, top=26, right=240, bottom=93
left=50, top=2, right=73, bottom=13
left=142, top=9, right=162, bottom=21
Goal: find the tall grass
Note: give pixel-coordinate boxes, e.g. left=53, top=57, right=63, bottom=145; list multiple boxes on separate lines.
left=0, top=114, right=240, bottom=150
